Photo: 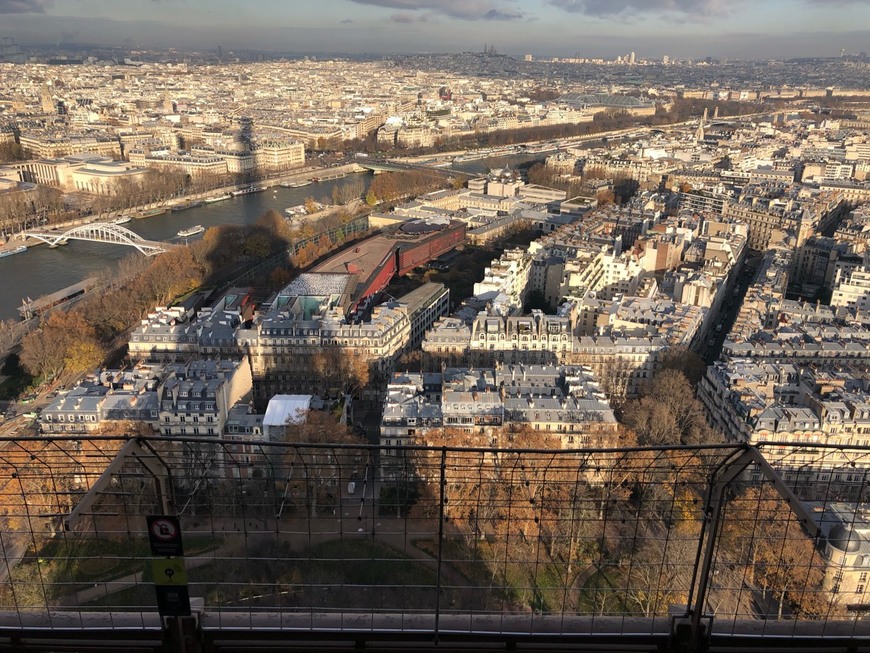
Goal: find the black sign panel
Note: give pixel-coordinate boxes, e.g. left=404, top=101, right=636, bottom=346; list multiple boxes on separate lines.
left=155, top=585, right=191, bottom=617
left=146, top=515, right=184, bottom=557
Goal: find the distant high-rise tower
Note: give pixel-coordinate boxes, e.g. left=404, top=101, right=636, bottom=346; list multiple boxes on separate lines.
left=662, top=54, right=670, bottom=65
left=629, top=51, right=636, bottom=65
left=524, top=54, right=533, bottom=62
left=217, top=45, right=223, bottom=59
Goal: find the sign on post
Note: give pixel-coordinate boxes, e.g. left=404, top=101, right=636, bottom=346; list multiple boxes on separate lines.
left=152, top=559, right=189, bottom=586
left=153, top=559, right=191, bottom=616
left=155, top=585, right=191, bottom=617
left=146, top=515, right=185, bottom=557
left=146, top=515, right=191, bottom=617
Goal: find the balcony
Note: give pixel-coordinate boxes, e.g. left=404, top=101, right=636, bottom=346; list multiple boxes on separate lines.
left=0, top=437, right=869, bottom=651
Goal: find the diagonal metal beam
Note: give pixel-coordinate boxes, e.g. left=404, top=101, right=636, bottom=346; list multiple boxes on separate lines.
left=687, top=445, right=822, bottom=651
left=63, top=438, right=173, bottom=531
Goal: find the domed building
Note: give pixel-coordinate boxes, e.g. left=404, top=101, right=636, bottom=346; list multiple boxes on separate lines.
left=817, top=503, right=870, bottom=600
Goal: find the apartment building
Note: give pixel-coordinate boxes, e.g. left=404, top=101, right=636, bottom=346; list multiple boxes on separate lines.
left=472, top=248, right=532, bottom=315
left=18, top=133, right=121, bottom=159
left=560, top=245, right=646, bottom=302
left=700, top=359, right=870, bottom=501
left=379, top=364, right=618, bottom=476
left=252, top=139, right=305, bottom=171
left=832, top=263, right=870, bottom=312
left=128, top=306, right=203, bottom=362
left=128, top=149, right=228, bottom=177
left=240, top=276, right=448, bottom=400
left=156, top=359, right=253, bottom=438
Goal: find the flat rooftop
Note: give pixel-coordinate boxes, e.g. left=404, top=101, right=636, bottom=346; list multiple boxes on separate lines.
left=280, top=273, right=354, bottom=298
left=313, top=235, right=396, bottom=281
left=395, top=282, right=447, bottom=314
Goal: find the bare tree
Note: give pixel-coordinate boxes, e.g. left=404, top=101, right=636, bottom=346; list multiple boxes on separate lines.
left=19, top=329, right=67, bottom=382
left=0, top=319, right=19, bottom=356
left=722, top=486, right=835, bottom=620
left=282, top=411, right=365, bottom=518
left=332, top=178, right=365, bottom=205
left=621, top=369, right=720, bottom=446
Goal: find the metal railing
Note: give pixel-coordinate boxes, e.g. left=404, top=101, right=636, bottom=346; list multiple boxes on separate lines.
left=0, top=436, right=869, bottom=651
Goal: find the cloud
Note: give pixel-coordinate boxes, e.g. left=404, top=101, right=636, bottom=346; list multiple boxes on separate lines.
left=0, top=0, right=49, bottom=13
left=340, top=18, right=354, bottom=23
left=483, top=7, right=524, bottom=19
left=549, top=0, right=870, bottom=20
left=549, top=0, right=735, bottom=18
left=389, top=11, right=431, bottom=22
left=349, top=0, right=525, bottom=21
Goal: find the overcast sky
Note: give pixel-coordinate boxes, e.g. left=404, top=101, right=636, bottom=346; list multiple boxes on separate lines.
left=1, top=0, right=869, bottom=59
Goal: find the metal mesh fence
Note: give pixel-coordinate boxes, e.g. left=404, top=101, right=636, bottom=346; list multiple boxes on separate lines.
left=0, top=436, right=867, bottom=640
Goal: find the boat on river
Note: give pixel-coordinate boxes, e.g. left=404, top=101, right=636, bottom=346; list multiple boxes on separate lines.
left=231, top=186, right=267, bottom=197
left=172, top=200, right=204, bottom=212
left=204, top=194, right=232, bottom=204
left=137, top=208, right=166, bottom=219
left=0, top=245, right=27, bottom=259
left=177, top=225, right=205, bottom=238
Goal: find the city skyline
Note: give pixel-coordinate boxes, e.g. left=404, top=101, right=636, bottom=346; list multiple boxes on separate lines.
left=1, top=0, right=869, bottom=59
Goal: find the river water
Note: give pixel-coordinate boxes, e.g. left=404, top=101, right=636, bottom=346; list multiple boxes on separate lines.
left=0, top=175, right=372, bottom=321
left=0, top=153, right=546, bottom=322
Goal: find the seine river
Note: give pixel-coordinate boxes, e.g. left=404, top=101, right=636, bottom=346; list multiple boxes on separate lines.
left=0, top=153, right=546, bottom=322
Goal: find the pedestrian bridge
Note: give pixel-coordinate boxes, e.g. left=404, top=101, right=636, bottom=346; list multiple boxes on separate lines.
left=22, top=222, right=171, bottom=256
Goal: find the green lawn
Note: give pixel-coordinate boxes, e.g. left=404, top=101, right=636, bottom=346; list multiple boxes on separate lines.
left=10, top=534, right=222, bottom=605
left=187, top=538, right=441, bottom=611
left=85, top=583, right=156, bottom=609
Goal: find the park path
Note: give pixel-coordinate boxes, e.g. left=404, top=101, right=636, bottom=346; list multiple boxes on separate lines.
left=60, top=514, right=471, bottom=608
left=62, top=536, right=248, bottom=606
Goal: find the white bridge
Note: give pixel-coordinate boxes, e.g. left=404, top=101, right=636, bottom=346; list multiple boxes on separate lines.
left=22, top=223, right=171, bottom=256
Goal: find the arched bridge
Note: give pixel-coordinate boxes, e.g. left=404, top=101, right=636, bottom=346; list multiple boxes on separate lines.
left=22, top=222, right=171, bottom=256
left=359, top=159, right=474, bottom=179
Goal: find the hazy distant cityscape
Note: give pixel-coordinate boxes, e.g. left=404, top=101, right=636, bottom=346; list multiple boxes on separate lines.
left=2, top=1, right=870, bottom=646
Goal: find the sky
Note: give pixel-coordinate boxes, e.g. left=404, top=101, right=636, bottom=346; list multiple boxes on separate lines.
left=1, top=0, right=870, bottom=59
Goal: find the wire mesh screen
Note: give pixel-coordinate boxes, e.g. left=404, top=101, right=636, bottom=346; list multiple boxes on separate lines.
left=0, top=436, right=868, bottom=639
left=704, top=443, right=870, bottom=638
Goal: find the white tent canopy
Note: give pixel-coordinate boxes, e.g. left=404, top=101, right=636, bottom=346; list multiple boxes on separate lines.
left=263, top=394, right=312, bottom=440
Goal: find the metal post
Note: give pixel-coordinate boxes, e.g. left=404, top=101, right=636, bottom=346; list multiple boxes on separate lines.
left=688, top=445, right=822, bottom=652
left=690, top=482, right=727, bottom=651
left=434, top=446, right=447, bottom=642
left=689, top=447, right=756, bottom=650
